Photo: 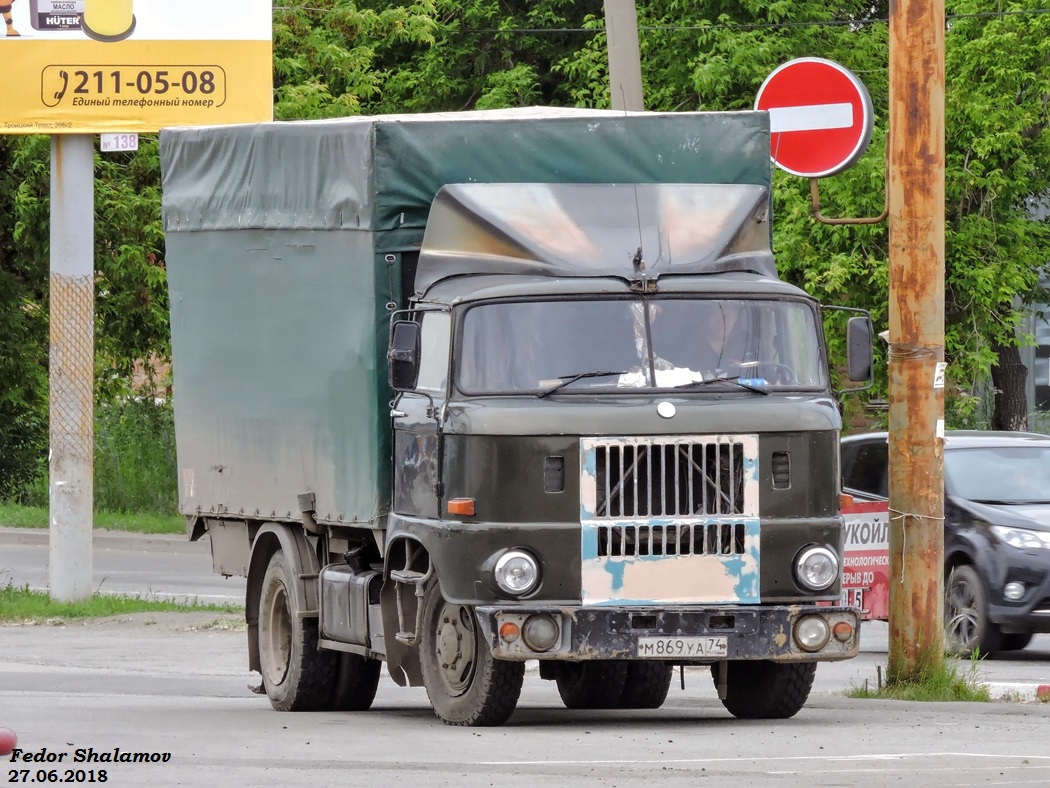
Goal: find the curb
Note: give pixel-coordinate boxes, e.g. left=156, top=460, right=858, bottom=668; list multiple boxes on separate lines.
left=985, top=681, right=1050, bottom=703
left=0, top=526, right=205, bottom=555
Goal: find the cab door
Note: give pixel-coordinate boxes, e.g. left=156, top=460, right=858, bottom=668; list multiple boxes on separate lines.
left=392, top=310, right=451, bottom=519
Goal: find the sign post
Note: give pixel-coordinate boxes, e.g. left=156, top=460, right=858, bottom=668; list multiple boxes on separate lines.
left=1, top=0, right=272, bottom=601
left=755, top=57, right=874, bottom=179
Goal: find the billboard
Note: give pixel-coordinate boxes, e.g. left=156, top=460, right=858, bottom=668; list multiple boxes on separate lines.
left=840, top=501, right=890, bottom=621
left=1, top=1, right=272, bottom=133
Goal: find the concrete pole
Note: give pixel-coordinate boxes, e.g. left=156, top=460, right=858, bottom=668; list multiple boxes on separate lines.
left=887, top=0, right=946, bottom=681
left=604, top=0, right=644, bottom=111
left=49, top=134, right=95, bottom=602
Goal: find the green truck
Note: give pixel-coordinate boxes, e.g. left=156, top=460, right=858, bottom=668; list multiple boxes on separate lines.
left=160, top=107, right=873, bottom=726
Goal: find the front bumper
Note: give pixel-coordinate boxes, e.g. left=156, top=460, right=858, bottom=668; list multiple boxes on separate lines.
left=988, top=547, right=1050, bottom=633
left=477, top=604, right=860, bottom=662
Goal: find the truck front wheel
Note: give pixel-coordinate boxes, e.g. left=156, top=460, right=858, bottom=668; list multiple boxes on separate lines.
left=258, top=549, right=337, bottom=711
left=419, top=581, right=524, bottom=726
left=715, top=660, right=816, bottom=719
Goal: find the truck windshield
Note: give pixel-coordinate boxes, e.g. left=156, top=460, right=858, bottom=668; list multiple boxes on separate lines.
left=457, top=297, right=827, bottom=394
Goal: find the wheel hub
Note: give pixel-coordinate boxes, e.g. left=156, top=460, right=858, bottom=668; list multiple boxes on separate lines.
left=262, top=583, right=292, bottom=686
left=946, top=577, right=979, bottom=648
left=434, top=603, right=476, bottom=694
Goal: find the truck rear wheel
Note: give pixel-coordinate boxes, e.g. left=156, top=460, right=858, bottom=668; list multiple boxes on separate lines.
left=419, top=581, right=524, bottom=726
left=328, top=652, right=382, bottom=711
left=554, top=661, right=628, bottom=709
left=714, top=660, right=816, bottom=719
left=258, top=549, right=337, bottom=711
left=617, top=662, right=674, bottom=709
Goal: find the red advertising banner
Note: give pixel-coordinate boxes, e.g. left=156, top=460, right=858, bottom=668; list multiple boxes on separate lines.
left=840, top=501, right=890, bottom=620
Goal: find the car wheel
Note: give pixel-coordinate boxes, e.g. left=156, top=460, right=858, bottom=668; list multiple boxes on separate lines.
left=1000, top=633, right=1033, bottom=652
left=945, top=564, right=1003, bottom=657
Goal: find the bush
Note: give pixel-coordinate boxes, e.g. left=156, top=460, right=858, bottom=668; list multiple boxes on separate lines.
left=94, top=397, right=178, bottom=514
left=0, top=405, right=47, bottom=504
left=7, top=397, right=178, bottom=514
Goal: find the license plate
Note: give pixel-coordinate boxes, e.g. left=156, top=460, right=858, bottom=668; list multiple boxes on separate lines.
left=637, top=636, right=728, bottom=658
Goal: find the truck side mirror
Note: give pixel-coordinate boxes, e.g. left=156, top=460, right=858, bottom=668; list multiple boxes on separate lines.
left=846, top=316, right=873, bottom=382
left=388, top=320, right=421, bottom=391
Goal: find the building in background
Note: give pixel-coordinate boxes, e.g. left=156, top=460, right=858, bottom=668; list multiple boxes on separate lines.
left=1021, top=199, right=1050, bottom=433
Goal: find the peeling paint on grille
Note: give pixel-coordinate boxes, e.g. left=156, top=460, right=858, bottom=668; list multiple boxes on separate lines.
left=580, top=518, right=760, bottom=605
left=579, top=435, right=761, bottom=606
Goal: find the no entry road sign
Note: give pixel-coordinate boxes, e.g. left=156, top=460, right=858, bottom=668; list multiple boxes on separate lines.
left=755, top=58, right=874, bottom=178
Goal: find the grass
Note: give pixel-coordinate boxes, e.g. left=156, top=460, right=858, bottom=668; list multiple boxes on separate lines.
left=0, top=502, right=184, bottom=534
left=847, top=655, right=991, bottom=702
left=0, top=582, right=240, bottom=623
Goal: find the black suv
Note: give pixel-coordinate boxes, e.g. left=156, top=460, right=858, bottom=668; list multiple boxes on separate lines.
left=840, top=430, right=1050, bottom=656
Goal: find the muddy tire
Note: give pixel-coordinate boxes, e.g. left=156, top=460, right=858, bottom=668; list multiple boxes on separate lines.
left=257, top=549, right=337, bottom=711
left=715, top=661, right=816, bottom=720
left=554, top=661, right=629, bottom=709
left=328, top=652, right=382, bottom=711
left=617, top=662, right=674, bottom=709
left=945, top=565, right=1002, bottom=657
left=419, top=581, right=524, bottom=726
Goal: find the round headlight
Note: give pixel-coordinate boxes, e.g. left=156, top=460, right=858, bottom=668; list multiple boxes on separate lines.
left=794, top=615, right=831, bottom=652
left=494, top=550, right=540, bottom=596
left=794, top=545, right=838, bottom=591
left=522, top=614, right=560, bottom=652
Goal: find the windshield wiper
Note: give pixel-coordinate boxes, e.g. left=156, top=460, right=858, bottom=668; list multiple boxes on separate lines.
left=538, top=370, right=627, bottom=398
left=672, top=375, right=769, bottom=395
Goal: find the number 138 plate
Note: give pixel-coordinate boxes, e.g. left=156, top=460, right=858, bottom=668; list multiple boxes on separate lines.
left=637, top=636, right=728, bottom=658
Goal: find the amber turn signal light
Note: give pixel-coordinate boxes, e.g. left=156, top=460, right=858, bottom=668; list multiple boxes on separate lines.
left=839, top=493, right=855, bottom=510
left=499, top=621, right=520, bottom=642
left=447, top=497, right=476, bottom=516
left=832, top=621, right=854, bottom=642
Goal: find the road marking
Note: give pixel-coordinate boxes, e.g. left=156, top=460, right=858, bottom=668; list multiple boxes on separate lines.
left=769, top=102, right=853, bottom=133
left=479, top=752, right=1050, bottom=766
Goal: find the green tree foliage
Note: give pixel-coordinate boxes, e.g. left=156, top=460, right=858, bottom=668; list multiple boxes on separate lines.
left=92, top=138, right=168, bottom=398
left=273, top=0, right=439, bottom=119
left=942, top=2, right=1050, bottom=427
left=0, top=135, right=166, bottom=499
left=0, top=137, right=49, bottom=498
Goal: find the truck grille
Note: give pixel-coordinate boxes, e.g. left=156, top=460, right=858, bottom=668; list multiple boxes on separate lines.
left=593, top=439, right=745, bottom=518
left=597, top=522, right=747, bottom=558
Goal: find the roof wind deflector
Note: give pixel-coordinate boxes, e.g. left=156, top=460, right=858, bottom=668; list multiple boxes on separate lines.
left=414, top=183, right=775, bottom=292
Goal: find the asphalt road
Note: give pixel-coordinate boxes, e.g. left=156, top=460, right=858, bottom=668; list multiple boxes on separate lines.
left=1, top=525, right=1048, bottom=695
left=1, top=612, right=1049, bottom=787
left=3, top=526, right=1050, bottom=785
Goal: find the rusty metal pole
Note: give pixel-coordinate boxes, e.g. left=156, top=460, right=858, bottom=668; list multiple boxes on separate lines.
left=887, top=0, right=946, bottom=681
left=604, top=0, right=644, bottom=111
